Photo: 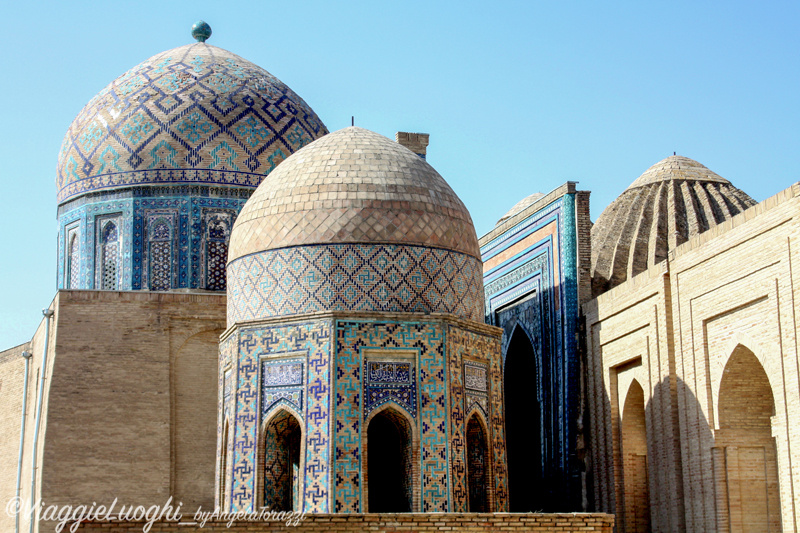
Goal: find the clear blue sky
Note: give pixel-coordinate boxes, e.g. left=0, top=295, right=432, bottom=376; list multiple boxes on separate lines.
left=1, top=0, right=798, bottom=348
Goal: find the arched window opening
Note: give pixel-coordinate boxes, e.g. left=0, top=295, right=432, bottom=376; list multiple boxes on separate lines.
left=504, top=326, right=543, bottom=511
left=466, top=413, right=490, bottom=512
left=206, top=216, right=229, bottom=290
left=67, top=231, right=80, bottom=289
left=148, top=219, right=172, bottom=291
left=100, top=221, right=119, bottom=290
left=263, top=411, right=302, bottom=512
left=367, top=408, right=413, bottom=512
left=715, top=346, right=781, bottom=533
left=219, top=420, right=229, bottom=511
left=620, top=380, right=650, bottom=533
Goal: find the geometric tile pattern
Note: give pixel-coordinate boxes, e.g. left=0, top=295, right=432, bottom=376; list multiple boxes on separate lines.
left=229, top=321, right=331, bottom=513
left=216, top=333, right=238, bottom=509
left=57, top=187, right=247, bottom=291
left=446, top=326, right=508, bottom=512
left=446, top=330, right=468, bottom=512
left=363, top=360, right=417, bottom=418
left=227, top=244, right=484, bottom=324
left=480, top=194, right=578, bottom=509
left=57, top=42, right=327, bottom=203
left=334, top=321, right=448, bottom=513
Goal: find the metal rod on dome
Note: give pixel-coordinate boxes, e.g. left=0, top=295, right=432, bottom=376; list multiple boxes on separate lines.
left=351, top=116, right=354, bottom=126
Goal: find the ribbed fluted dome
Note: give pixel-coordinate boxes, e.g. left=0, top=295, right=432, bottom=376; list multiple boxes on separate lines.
left=228, top=126, right=480, bottom=262
left=591, top=155, right=757, bottom=296
left=56, top=42, right=327, bottom=203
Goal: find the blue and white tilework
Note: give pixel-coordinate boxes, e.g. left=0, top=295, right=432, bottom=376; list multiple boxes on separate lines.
left=480, top=192, right=581, bottom=508
left=227, top=244, right=484, bottom=324
left=57, top=43, right=327, bottom=203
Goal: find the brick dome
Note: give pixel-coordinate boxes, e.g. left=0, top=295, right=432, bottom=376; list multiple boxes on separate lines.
left=496, top=192, right=545, bottom=225
left=226, top=127, right=484, bottom=324
left=57, top=42, right=327, bottom=204
left=228, top=126, right=480, bottom=262
left=590, top=155, right=757, bottom=296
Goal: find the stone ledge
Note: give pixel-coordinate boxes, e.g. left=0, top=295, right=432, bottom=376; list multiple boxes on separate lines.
left=75, top=512, right=615, bottom=532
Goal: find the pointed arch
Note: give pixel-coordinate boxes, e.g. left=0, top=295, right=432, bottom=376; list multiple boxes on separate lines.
left=67, top=230, right=80, bottom=288
left=713, top=335, right=781, bottom=430
left=501, top=321, right=535, bottom=368
left=259, top=408, right=304, bottom=512
left=100, top=220, right=120, bottom=290
left=204, top=212, right=231, bottom=290
left=713, top=344, right=782, bottom=532
left=465, top=410, right=491, bottom=512
left=620, top=379, right=650, bottom=533
left=363, top=403, right=417, bottom=512
left=148, top=217, right=173, bottom=291
left=503, top=323, right=542, bottom=511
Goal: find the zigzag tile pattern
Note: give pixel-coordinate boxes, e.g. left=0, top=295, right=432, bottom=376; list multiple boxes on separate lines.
left=57, top=42, right=327, bottom=203
left=227, top=244, right=484, bottom=324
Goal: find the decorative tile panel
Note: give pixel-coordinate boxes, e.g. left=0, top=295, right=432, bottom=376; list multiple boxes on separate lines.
left=447, top=326, right=507, bottom=512
left=363, top=359, right=417, bottom=418
left=229, top=321, right=331, bottom=513
left=228, top=244, right=484, bottom=324
left=334, top=321, right=448, bottom=513
left=57, top=187, right=248, bottom=291
left=57, top=43, right=328, bottom=203
left=480, top=192, right=580, bottom=508
left=261, top=358, right=304, bottom=415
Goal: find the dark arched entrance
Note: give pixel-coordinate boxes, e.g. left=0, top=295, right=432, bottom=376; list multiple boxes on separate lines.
left=466, top=413, right=490, bottom=512
left=367, top=408, right=413, bottom=512
left=504, top=326, right=543, bottom=511
left=263, top=410, right=302, bottom=511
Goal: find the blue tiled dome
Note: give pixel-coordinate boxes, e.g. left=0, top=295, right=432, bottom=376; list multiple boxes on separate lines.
left=56, top=42, right=328, bottom=204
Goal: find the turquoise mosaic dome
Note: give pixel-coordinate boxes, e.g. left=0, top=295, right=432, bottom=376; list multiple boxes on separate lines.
left=56, top=41, right=328, bottom=203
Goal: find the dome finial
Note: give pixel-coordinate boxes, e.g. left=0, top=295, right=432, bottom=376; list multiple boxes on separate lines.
left=191, top=20, right=212, bottom=43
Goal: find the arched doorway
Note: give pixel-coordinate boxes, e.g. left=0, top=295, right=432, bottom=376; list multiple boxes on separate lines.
left=715, top=346, right=781, bottom=532
left=263, top=410, right=303, bottom=512
left=367, top=407, right=413, bottom=512
left=504, top=326, right=543, bottom=511
left=466, top=413, right=490, bottom=512
left=621, top=380, right=650, bottom=533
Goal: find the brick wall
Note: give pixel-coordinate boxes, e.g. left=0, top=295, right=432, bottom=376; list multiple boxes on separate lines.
left=75, top=513, right=614, bottom=532
left=0, top=343, right=30, bottom=533
left=2, top=290, right=228, bottom=533
left=584, top=182, right=800, bottom=532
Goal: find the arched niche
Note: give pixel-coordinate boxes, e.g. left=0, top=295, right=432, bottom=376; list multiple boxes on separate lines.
left=620, top=379, right=650, bottom=533
left=364, top=404, right=415, bottom=512
left=713, top=345, right=781, bottom=533
left=466, top=411, right=491, bottom=512
left=261, top=408, right=304, bottom=512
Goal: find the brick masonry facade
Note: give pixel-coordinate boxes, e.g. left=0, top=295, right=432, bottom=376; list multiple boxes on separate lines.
left=3, top=291, right=226, bottom=533
left=585, top=182, right=800, bottom=532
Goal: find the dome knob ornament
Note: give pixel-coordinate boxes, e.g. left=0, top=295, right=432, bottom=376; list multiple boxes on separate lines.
left=191, top=20, right=212, bottom=43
